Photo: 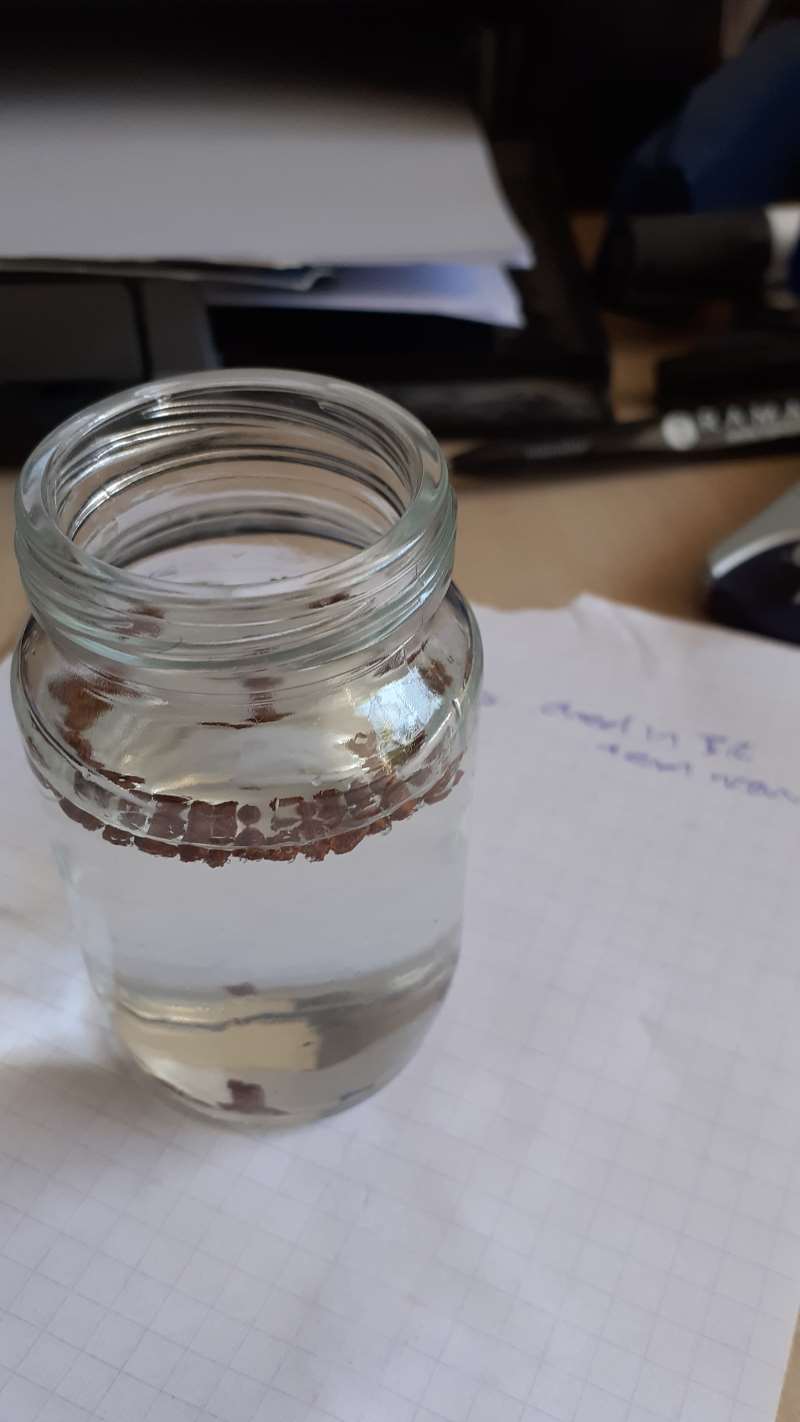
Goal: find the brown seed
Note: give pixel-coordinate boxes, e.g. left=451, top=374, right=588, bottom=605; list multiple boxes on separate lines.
left=206, top=850, right=230, bottom=869
left=178, top=845, right=206, bottom=864
left=380, top=779, right=411, bottom=811
left=370, top=769, right=396, bottom=792
left=407, top=768, right=431, bottom=791
left=234, top=829, right=268, bottom=860
left=59, top=798, right=102, bottom=832
left=309, top=590, right=350, bottom=609
left=186, top=800, right=238, bottom=845
left=149, top=798, right=187, bottom=840
left=302, top=841, right=330, bottom=863
left=51, top=676, right=109, bottom=733
left=263, top=845, right=299, bottom=863
left=390, top=800, right=417, bottom=822
left=243, top=674, right=279, bottom=692
left=119, top=604, right=164, bottom=637
left=417, top=658, right=451, bottom=696
left=224, top=1082, right=262, bottom=1112
left=237, top=804, right=262, bottom=825
left=62, top=729, right=93, bottom=764
left=345, top=731, right=379, bottom=758
left=331, top=829, right=367, bottom=855
left=222, top=1080, right=285, bottom=1114
left=396, top=730, right=425, bottom=764
left=248, top=699, right=286, bottom=724
left=312, top=793, right=344, bottom=828
left=423, top=786, right=450, bottom=805
left=344, top=784, right=374, bottom=810
left=136, top=837, right=179, bottom=859
left=298, top=801, right=325, bottom=836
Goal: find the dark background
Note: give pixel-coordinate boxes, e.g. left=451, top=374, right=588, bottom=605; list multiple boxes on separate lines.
left=4, top=0, right=727, bottom=206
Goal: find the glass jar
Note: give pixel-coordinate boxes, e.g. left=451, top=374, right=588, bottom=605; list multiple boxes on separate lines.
left=11, top=370, right=482, bottom=1124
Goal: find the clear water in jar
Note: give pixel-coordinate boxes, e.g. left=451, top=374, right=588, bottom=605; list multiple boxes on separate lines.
left=52, top=779, right=469, bottom=1123
left=35, top=533, right=474, bottom=1122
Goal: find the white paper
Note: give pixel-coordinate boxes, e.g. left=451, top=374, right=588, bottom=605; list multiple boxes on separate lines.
left=206, top=263, right=526, bottom=329
left=0, top=73, right=532, bottom=270
left=2, top=597, right=800, bottom=1422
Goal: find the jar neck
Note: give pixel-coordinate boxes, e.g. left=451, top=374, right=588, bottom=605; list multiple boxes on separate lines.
left=15, top=370, right=456, bottom=678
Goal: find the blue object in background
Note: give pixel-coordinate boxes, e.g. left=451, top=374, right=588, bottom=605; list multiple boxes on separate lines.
left=615, top=20, right=800, bottom=214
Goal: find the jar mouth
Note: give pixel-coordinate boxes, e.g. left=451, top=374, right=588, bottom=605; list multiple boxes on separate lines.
left=16, top=369, right=455, bottom=669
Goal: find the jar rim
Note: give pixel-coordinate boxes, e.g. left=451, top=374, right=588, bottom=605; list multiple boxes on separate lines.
left=15, top=369, right=456, bottom=669
left=18, top=367, right=449, bottom=602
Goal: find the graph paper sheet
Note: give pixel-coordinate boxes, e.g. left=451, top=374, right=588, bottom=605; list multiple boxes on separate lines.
left=1, top=596, right=800, bottom=1422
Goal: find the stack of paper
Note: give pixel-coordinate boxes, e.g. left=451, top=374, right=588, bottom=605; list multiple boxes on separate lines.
left=0, top=67, right=533, bottom=330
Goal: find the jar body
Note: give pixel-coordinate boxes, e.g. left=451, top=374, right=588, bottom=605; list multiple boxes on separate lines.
left=11, top=372, right=482, bottom=1123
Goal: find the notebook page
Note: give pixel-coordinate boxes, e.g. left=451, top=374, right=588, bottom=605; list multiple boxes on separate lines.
left=0, top=597, right=799, bottom=1422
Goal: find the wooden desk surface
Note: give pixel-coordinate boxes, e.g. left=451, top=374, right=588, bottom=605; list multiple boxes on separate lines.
left=2, top=262, right=800, bottom=1419
left=450, top=265, right=799, bottom=621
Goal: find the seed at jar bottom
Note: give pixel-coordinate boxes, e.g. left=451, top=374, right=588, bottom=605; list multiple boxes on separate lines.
left=112, top=936, right=457, bottom=1122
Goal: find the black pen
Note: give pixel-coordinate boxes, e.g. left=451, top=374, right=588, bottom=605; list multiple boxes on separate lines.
left=451, top=393, right=800, bottom=476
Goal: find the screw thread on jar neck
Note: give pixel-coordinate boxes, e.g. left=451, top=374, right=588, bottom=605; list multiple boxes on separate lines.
left=15, top=369, right=456, bottom=676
